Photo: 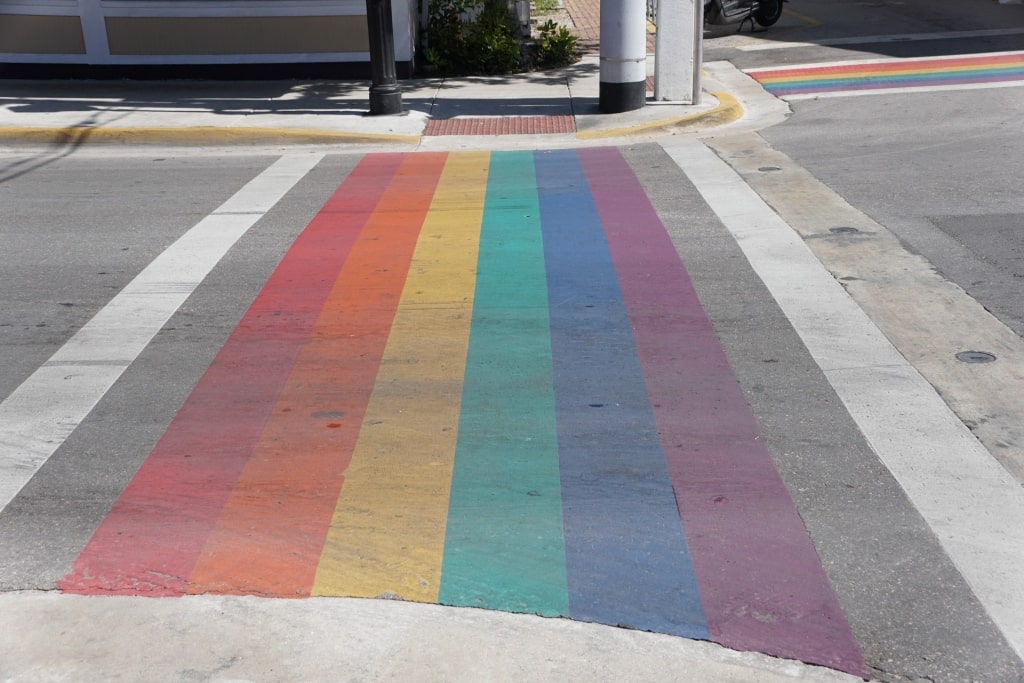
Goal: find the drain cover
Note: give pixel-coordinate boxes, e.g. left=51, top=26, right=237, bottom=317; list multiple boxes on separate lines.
left=956, top=351, right=997, bottom=364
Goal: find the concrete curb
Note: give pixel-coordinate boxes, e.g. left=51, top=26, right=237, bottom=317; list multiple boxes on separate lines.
left=0, top=125, right=422, bottom=147
left=576, top=91, right=744, bottom=140
left=0, top=91, right=745, bottom=147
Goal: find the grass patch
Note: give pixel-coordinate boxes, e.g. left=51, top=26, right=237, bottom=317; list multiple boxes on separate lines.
left=532, top=0, right=560, bottom=14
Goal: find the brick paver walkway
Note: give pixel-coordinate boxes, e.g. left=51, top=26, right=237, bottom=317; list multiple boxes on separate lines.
left=561, top=0, right=657, bottom=54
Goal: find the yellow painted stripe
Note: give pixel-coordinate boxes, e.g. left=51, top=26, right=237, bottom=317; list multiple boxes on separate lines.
left=754, top=59, right=1024, bottom=84
left=782, top=7, right=822, bottom=28
left=732, top=7, right=821, bottom=48
left=576, top=92, right=742, bottom=140
left=311, top=151, right=489, bottom=601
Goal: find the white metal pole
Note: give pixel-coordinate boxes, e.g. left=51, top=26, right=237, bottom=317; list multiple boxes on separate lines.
left=598, top=0, right=648, bottom=113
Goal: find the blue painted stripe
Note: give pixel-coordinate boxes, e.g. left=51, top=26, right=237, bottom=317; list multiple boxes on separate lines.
left=536, top=149, right=709, bottom=638
left=766, top=67, right=1024, bottom=94
left=439, top=150, right=569, bottom=616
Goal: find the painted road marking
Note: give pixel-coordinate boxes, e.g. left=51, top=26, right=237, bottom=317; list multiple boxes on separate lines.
left=59, top=153, right=424, bottom=596
left=59, top=149, right=863, bottom=675
left=746, top=50, right=1024, bottom=99
left=437, top=151, right=569, bottom=616
left=724, top=7, right=821, bottom=50
left=540, top=149, right=706, bottom=637
left=581, top=146, right=859, bottom=670
left=665, top=138, right=1024, bottom=664
left=312, top=152, right=489, bottom=602
left=187, top=153, right=448, bottom=596
left=0, top=153, right=323, bottom=517
left=738, top=27, right=1024, bottom=51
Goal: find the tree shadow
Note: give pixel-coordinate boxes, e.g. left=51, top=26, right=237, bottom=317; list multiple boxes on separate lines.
left=0, top=58, right=601, bottom=180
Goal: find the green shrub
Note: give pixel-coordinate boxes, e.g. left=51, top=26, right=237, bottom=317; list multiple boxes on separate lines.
left=533, top=19, right=578, bottom=69
left=425, top=0, right=524, bottom=76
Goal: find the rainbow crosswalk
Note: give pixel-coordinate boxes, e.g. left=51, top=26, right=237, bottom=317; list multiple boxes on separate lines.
left=59, top=149, right=864, bottom=675
left=747, top=50, right=1024, bottom=99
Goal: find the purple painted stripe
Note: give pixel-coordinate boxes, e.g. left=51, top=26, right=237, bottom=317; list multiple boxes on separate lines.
left=578, top=147, right=865, bottom=676
left=768, top=69, right=1024, bottom=96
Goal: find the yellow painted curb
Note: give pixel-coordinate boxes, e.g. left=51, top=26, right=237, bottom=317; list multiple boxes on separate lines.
left=0, top=125, right=420, bottom=146
left=575, top=91, right=743, bottom=141
left=0, top=94, right=743, bottom=146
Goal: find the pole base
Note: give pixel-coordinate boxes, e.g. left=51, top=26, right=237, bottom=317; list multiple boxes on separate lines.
left=369, top=86, right=403, bottom=116
left=598, top=81, right=646, bottom=114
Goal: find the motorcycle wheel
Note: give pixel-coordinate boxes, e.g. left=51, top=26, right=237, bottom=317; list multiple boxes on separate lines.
left=753, top=0, right=783, bottom=26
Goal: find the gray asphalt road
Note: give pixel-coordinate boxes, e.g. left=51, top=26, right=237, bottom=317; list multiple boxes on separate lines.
left=761, top=86, right=1024, bottom=338
left=703, top=0, right=1024, bottom=341
left=3, top=140, right=1024, bottom=682
left=0, top=152, right=349, bottom=588
left=696, top=2, right=1024, bottom=678
left=705, top=0, right=1024, bottom=69
left=2, top=1, right=1024, bottom=678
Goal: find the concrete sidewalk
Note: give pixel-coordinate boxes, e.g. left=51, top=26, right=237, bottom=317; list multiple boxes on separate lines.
left=0, top=592, right=869, bottom=683
left=0, top=55, right=762, bottom=148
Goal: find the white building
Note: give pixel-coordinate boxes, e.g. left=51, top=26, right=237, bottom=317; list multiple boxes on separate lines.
left=0, top=0, right=419, bottom=76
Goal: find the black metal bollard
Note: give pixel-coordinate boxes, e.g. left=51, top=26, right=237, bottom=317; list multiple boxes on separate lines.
left=366, top=0, right=403, bottom=115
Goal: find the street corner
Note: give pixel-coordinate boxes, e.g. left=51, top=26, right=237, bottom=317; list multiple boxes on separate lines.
left=702, top=60, right=793, bottom=129
left=573, top=90, right=743, bottom=140
left=571, top=59, right=797, bottom=142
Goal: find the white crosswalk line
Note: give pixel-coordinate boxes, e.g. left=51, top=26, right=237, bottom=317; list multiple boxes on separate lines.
left=0, top=153, right=324, bottom=514
left=661, top=137, right=1024, bottom=663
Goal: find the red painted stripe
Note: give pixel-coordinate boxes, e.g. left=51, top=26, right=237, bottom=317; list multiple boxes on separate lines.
left=186, top=152, right=447, bottom=596
left=59, top=154, right=408, bottom=596
left=750, top=52, right=1024, bottom=80
left=579, top=147, right=864, bottom=675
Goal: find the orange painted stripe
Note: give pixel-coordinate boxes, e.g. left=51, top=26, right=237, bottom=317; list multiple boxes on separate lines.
left=755, top=62, right=1024, bottom=85
left=59, top=153, right=406, bottom=596
left=312, top=151, right=489, bottom=602
left=186, top=152, right=448, bottom=596
left=750, top=53, right=1024, bottom=82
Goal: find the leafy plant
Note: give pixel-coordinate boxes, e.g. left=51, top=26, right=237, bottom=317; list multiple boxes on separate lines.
left=533, top=19, right=578, bottom=68
left=425, top=0, right=524, bottom=75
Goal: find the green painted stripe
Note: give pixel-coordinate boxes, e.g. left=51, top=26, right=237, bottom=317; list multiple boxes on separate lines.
left=765, top=66, right=1024, bottom=92
left=439, top=151, right=568, bottom=616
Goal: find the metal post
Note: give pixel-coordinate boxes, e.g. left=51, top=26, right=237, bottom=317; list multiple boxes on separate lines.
left=366, top=0, right=403, bottom=115
left=653, top=0, right=701, bottom=103
left=599, top=0, right=647, bottom=113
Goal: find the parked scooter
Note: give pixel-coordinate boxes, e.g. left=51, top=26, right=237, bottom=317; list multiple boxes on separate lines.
left=704, top=0, right=786, bottom=30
